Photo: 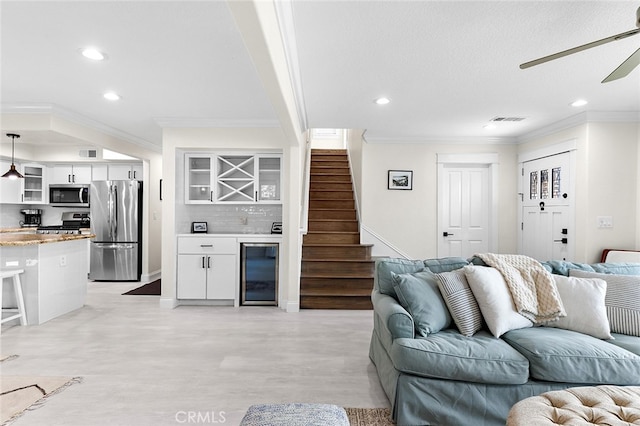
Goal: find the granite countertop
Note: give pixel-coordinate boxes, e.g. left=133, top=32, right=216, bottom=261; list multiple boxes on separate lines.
left=0, top=227, right=38, bottom=233
left=0, top=231, right=94, bottom=246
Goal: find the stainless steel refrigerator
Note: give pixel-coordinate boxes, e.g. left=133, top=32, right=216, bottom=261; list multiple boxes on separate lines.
left=89, top=180, right=143, bottom=281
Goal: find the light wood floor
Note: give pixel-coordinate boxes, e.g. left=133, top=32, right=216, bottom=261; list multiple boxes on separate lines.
left=1, top=281, right=389, bottom=425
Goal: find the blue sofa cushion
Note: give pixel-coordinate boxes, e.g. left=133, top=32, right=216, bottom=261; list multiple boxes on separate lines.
left=423, top=257, right=469, bottom=273
left=391, top=269, right=452, bottom=337
left=592, top=262, right=640, bottom=275
left=608, top=333, right=640, bottom=356
left=390, top=330, right=530, bottom=385
left=375, top=258, right=425, bottom=297
left=503, top=327, right=640, bottom=384
left=540, top=260, right=595, bottom=276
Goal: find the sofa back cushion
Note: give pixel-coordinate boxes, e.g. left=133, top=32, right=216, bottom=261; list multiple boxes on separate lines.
left=392, top=269, right=452, bottom=337
left=591, top=263, right=640, bottom=275
left=423, top=257, right=469, bottom=273
left=375, top=258, right=425, bottom=297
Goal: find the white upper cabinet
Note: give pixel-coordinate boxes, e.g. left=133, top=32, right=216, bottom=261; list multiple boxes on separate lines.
left=185, top=155, right=214, bottom=204
left=108, top=163, right=143, bottom=180
left=184, top=153, right=282, bottom=204
left=21, top=163, right=46, bottom=204
left=49, top=164, right=92, bottom=184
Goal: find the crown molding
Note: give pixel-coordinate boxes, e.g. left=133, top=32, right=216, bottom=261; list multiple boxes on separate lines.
left=517, top=111, right=640, bottom=143
left=363, top=133, right=517, bottom=145
left=154, top=118, right=280, bottom=128
left=1, top=103, right=161, bottom=153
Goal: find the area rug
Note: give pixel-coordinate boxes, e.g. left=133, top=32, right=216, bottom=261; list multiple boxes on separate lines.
left=122, top=279, right=160, bottom=295
left=0, top=376, right=82, bottom=425
left=345, top=408, right=394, bottom=426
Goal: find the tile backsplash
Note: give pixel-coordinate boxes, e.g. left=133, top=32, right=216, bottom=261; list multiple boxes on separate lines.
left=175, top=204, right=282, bottom=234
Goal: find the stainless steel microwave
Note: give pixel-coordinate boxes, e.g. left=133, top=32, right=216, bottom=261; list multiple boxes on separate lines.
left=49, top=184, right=90, bottom=207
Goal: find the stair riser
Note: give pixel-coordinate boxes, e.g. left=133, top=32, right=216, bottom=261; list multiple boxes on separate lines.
left=308, top=209, right=357, bottom=220
left=307, top=221, right=359, bottom=232
left=310, top=182, right=353, bottom=191
left=300, top=296, right=372, bottom=310
left=303, top=233, right=360, bottom=244
left=309, top=199, right=355, bottom=209
left=310, top=161, right=349, bottom=168
left=310, top=174, right=352, bottom=182
left=300, top=277, right=374, bottom=291
left=302, top=245, right=371, bottom=259
left=309, top=191, right=353, bottom=200
left=302, top=261, right=374, bottom=276
left=310, top=168, right=350, bottom=176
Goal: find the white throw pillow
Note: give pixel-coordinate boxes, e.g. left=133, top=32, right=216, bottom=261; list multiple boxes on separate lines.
left=463, top=265, right=533, bottom=338
left=569, top=270, right=639, bottom=336
left=547, top=275, right=612, bottom=339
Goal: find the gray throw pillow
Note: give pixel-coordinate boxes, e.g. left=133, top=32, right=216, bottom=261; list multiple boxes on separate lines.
left=569, top=269, right=640, bottom=337
left=392, top=269, right=452, bottom=337
left=436, top=269, right=483, bottom=337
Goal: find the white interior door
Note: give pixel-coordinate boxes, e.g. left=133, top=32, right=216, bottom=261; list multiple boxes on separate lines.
left=438, top=164, right=490, bottom=258
left=521, top=152, right=573, bottom=261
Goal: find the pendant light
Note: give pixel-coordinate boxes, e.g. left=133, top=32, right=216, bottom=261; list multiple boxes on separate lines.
left=2, top=133, right=24, bottom=179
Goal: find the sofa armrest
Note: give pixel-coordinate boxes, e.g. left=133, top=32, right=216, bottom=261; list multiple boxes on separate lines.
left=372, top=290, right=415, bottom=347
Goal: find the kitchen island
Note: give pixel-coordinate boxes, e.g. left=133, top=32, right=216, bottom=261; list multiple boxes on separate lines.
left=0, top=229, right=93, bottom=325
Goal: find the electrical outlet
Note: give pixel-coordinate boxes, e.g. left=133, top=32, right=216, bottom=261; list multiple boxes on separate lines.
left=60, top=255, right=67, bottom=267
left=5, top=261, right=19, bottom=267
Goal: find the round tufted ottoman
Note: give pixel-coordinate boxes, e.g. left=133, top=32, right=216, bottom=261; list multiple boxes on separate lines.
left=507, top=386, right=640, bottom=425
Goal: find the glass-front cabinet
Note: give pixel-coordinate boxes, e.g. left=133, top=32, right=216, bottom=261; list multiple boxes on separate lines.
left=21, top=163, right=46, bottom=204
left=185, top=155, right=213, bottom=203
left=185, top=153, right=281, bottom=204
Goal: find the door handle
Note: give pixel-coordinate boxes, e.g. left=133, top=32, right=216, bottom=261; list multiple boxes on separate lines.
left=553, top=238, right=568, bottom=244
left=202, top=256, right=206, bottom=268
left=207, top=257, right=211, bottom=268
left=443, top=232, right=454, bottom=237
left=200, top=244, right=213, bottom=248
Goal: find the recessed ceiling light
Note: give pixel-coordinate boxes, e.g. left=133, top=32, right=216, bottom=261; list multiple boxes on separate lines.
left=374, top=97, right=390, bottom=105
left=80, top=47, right=107, bottom=61
left=571, top=99, right=588, bottom=107
left=103, top=91, right=120, bottom=101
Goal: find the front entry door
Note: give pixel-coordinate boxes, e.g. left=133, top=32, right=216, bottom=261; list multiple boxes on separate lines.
left=521, top=152, right=573, bottom=261
left=438, top=164, right=490, bottom=258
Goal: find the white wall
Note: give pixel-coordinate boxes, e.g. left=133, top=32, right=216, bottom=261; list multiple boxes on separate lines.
left=360, top=140, right=518, bottom=259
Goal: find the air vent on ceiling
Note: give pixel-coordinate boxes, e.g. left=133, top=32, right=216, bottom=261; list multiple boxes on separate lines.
left=79, top=149, right=97, bottom=158
left=490, top=116, right=526, bottom=122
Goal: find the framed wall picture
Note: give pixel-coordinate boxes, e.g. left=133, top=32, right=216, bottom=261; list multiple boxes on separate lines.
left=388, top=170, right=413, bottom=190
left=191, top=221, right=208, bottom=234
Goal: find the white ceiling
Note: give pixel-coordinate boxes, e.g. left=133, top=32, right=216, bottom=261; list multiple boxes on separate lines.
left=1, top=1, right=639, bottom=150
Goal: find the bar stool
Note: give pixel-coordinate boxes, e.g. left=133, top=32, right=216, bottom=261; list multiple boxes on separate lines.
left=0, top=269, right=27, bottom=332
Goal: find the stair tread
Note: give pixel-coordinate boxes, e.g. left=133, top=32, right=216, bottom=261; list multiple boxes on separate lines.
left=301, top=290, right=372, bottom=297
left=301, top=273, right=374, bottom=278
left=302, top=258, right=373, bottom=262
left=306, top=231, right=359, bottom=234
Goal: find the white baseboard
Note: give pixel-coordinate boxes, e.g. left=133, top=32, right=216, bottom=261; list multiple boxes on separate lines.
left=285, top=300, right=299, bottom=313
left=159, top=297, right=177, bottom=309
left=140, top=269, right=161, bottom=283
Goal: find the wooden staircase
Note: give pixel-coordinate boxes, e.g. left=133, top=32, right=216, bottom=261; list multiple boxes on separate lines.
left=301, top=149, right=374, bottom=309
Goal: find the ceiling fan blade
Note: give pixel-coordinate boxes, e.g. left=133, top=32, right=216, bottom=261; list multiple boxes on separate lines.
left=602, top=46, right=640, bottom=82
left=520, top=28, right=640, bottom=69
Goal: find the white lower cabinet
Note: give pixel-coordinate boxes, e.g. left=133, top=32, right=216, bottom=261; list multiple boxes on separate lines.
left=176, top=237, right=237, bottom=302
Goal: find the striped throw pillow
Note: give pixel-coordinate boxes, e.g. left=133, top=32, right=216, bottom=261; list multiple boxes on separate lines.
left=436, top=269, right=483, bottom=337
left=569, top=270, right=640, bottom=337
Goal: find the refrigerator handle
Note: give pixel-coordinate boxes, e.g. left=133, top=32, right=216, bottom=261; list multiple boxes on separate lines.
left=113, top=185, right=118, bottom=237
left=107, top=185, right=113, bottom=239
